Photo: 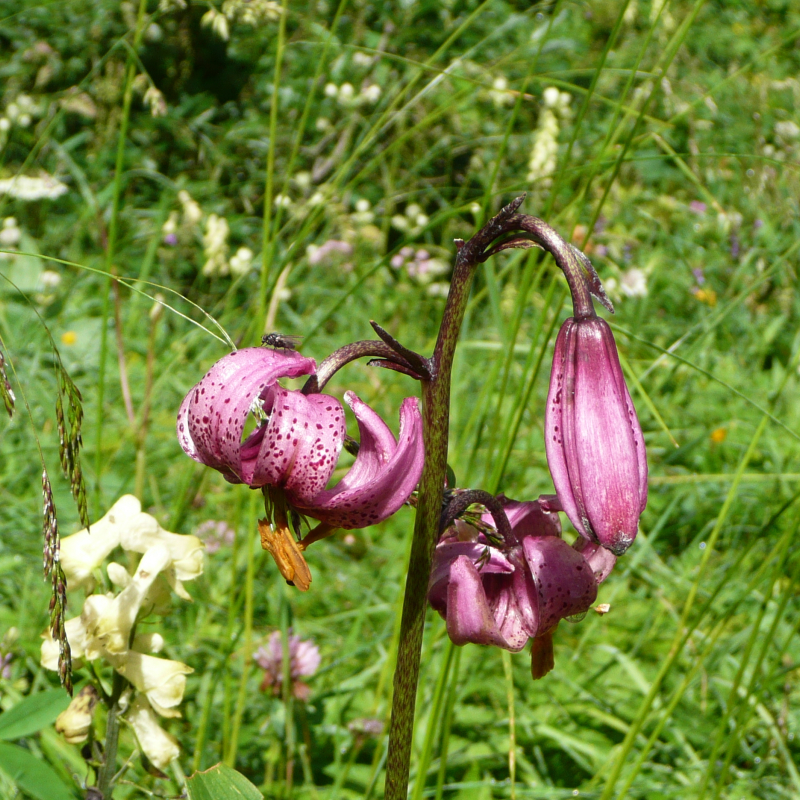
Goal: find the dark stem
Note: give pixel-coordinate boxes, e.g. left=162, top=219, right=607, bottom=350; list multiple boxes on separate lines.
left=438, top=490, right=513, bottom=545
left=504, top=214, right=613, bottom=319
left=384, top=196, right=525, bottom=800
left=301, top=340, right=421, bottom=394
left=383, top=196, right=608, bottom=798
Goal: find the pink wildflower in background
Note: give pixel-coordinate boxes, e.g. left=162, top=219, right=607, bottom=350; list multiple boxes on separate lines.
left=255, top=631, right=321, bottom=700
left=194, top=520, right=236, bottom=554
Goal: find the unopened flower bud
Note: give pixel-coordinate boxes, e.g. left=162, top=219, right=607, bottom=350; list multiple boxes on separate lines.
left=545, top=316, right=647, bottom=555
left=55, top=685, right=99, bottom=743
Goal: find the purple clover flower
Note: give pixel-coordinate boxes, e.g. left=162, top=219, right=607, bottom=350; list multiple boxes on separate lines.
left=428, top=498, right=613, bottom=678
left=194, top=520, right=236, bottom=554
left=308, top=240, right=353, bottom=266
left=689, top=200, right=707, bottom=214
left=163, top=233, right=178, bottom=246
left=255, top=630, right=321, bottom=700
left=0, top=651, right=11, bottom=679
left=177, top=348, right=424, bottom=530
left=545, top=317, right=647, bottom=556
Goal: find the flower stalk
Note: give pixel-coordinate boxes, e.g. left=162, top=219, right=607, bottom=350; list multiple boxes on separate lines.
left=384, top=196, right=526, bottom=799
left=384, top=194, right=629, bottom=796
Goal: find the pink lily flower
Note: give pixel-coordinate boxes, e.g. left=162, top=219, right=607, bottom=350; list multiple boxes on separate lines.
left=428, top=498, right=613, bottom=678
left=545, top=317, right=647, bottom=555
left=177, top=348, right=424, bottom=530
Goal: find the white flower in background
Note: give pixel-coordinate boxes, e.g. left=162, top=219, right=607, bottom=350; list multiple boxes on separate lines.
left=351, top=198, right=375, bottom=225
left=273, top=194, right=292, bottom=208
left=391, top=203, right=429, bottom=236
left=229, top=246, right=254, bottom=276
left=178, top=190, right=203, bottom=226
left=223, top=0, right=283, bottom=24
left=202, top=214, right=230, bottom=276
left=427, top=281, right=450, bottom=298
left=337, top=83, right=355, bottom=105
left=40, top=271, right=62, bottom=289
left=127, top=695, right=180, bottom=770
left=527, top=87, right=572, bottom=187
left=143, top=86, right=167, bottom=118
left=55, top=685, right=99, bottom=744
left=0, top=217, right=20, bottom=248
left=0, top=173, right=68, bottom=201
left=353, top=52, right=373, bottom=67
left=159, top=0, right=187, bottom=11
left=5, top=94, right=39, bottom=128
left=360, top=84, right=381, bottom=104
left=324, top=82, right=381, bottom=107
left=489, top=76, right=515, bottom=108
left=201, top=7, right=230, bottom=41
left=308, top=191, right=326, bottom=206
left=620, top=268, right=648, bottom=298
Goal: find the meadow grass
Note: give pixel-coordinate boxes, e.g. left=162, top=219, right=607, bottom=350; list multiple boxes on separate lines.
left=1, top=0, right=800, bottom=797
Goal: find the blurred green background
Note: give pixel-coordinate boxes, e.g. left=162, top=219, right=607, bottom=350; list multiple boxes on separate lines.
left=1, top=0, right=800, bottom=797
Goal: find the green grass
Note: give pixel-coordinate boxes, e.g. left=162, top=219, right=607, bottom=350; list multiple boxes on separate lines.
left=2, top=0, right=800, bottom=797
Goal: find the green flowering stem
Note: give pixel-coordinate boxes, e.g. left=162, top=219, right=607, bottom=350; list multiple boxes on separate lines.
left=96, top=671, right=126, bottom=799
left=383, top=195, right=527, bottom=799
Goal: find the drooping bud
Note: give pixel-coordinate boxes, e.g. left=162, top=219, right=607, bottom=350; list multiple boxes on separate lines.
left=545, top=316, right=647, bottom=555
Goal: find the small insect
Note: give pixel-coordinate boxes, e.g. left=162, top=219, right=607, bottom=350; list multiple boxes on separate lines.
left=261, top=332, right=303, bottom=351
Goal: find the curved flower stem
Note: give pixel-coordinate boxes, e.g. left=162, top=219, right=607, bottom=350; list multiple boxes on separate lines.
left=505, top=214, right=612, bottom=320
left=301, top=340, right=422, bottom=394
left=438, top=490, right=513, bottom=545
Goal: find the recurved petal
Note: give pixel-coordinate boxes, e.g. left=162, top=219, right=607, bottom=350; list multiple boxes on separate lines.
left=177, top=348, right=317, bottom=483
left=428, top=541, right=514, bottom=612
left=297, top=394, right=424, bottom=530
left=445, top=555, right=523, bottom=650
left=522, top=536, right=597, bottom=636
left=249, top=386, right=345, bottom=498
left=485, top=498, right=561, bottom=540
left=573, top=537, right=617, bottom=583
left=522, top=536, right=598, bottom=635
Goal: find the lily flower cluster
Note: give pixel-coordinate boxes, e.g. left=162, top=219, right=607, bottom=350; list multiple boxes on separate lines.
left=429, top=496, right=616, bottom=678
left=41, top=495, right=204, bottom=770
left=427, top=214, right=647, bottom=677
left=175, top=203, right=647, bottom=682
left=177, top=346, right=425, bottom=588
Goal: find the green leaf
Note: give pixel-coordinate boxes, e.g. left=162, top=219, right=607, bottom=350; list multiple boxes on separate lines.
left=186, top=763, right=264, bottom=800
left=0, top=742, right=76, bottom=800
left=0, top=689, right=72, bottom=741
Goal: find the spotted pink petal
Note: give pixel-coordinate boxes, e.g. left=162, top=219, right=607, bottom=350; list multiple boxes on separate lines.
left=248, top=386, right=345, bottom=500
left=296, top=393, right=424, bottom=529
left=177, top=348, right=317, bottom=484
left=445, top=555, right=528, bottom=651
left=428, top=541, right=514, bottom=612
left=522, top=536, right=598, bottom=635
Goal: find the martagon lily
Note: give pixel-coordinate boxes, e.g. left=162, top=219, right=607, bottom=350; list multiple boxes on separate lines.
left=177, top=347, right=425, bottom=564
left=428, top=496, right=615, bottom=678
